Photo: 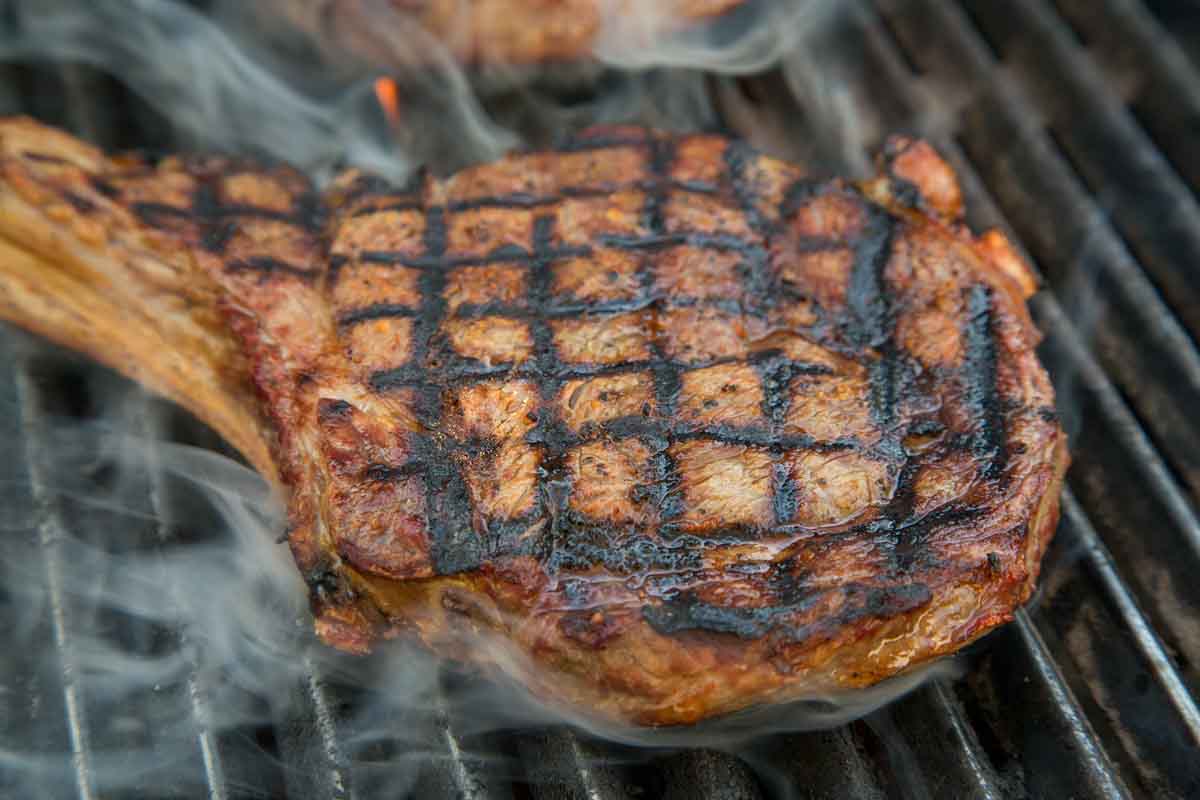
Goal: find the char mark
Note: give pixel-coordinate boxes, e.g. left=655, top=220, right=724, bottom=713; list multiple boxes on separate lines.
left=410, top=205, right=481, bottom=576
left=642, top=582, right=932, bottom=642
left=778, top=179, right=828, bottom=220
left=364, top=462, right=423, bottom=482
left=772, top=460, right=798, bottom=526
left=202, top=221, right=238, bottom=253
left=847, top=207, right=895, bottom=350
left=359, top=244, right=589, bottom=270
left=60, top=190, right=96, bottom=214
left=724, top=140, right=772, bottom=236
left=542, top=530, right=710, bottom=575
left=316, top=398, right=353, bottom=422
left=849, top=209, right=899, bottom=430
left=963, top=284, right=1006, bottom=479
left=23, top=151, right=67, bottom=164
left=133, top=201, right=190, bottom=229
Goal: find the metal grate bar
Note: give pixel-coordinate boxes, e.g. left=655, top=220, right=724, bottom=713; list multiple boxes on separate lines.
left=873, top=0, right=1200, bottom=703
left=1059, top=488, right=1200, bottom=745
left=743, top=727, right=886, bottom=800
left=131, top=408, right=230, bottom=800
left=959, top=0, right=1200, bottom=499
left=882, top=682, right=1005, bottom=799
left=849, top=2, right=1186, bottom=794
left=1052, top=0, right=1200, bottom=195
left=884, top=0, right=1200, bottom=509
left=516, top=728, right=634, bottom=800
left=412, top=678, right=515, bottom=800
left=276, top=658, right=355, bottom=799
left=1008, top=612, right=1133, bottom=799
left=1, top=349, right=94, bottom=800
left=656, top=750, right=762, bottom=800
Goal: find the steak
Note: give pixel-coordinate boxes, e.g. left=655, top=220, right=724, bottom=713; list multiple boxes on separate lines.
left=0, top=118, right=1068, bottom=726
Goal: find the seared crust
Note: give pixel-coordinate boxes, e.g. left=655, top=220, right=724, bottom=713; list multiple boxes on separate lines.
left=0, top=120, right=1068, bottom=726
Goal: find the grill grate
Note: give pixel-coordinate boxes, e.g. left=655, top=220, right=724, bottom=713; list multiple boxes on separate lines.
left=3, top=0, right=1200, bottom=797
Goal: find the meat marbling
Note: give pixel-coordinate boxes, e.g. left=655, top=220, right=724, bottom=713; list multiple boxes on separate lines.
left=0, top=118, right=1068, bottom=726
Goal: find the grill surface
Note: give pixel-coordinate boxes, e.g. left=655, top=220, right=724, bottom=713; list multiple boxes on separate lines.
left=3, top=0, right=1200, bottom=797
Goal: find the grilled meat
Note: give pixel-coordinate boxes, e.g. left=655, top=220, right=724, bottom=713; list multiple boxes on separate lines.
left=282, top=0, right=748, bottom=66
left=0, top=118, right=1067, bottom=726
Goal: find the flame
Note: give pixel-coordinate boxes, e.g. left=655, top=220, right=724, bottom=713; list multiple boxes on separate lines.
left=374, top=76, right=401, bottom=128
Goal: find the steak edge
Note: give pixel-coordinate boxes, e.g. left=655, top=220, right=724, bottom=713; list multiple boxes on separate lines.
left=0, top=118, right=1068, bottom=725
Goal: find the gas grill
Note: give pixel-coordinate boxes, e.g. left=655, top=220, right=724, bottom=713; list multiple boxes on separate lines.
left=2, top=0, right=1199, bottom=797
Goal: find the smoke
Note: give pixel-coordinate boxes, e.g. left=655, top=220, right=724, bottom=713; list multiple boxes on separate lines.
left=0, top=340, right=960, bottom=796
left=0, top=0, right=964, bottom=796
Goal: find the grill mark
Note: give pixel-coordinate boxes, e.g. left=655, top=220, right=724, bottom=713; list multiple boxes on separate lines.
left=724, top=140, right=773, bottom=237
left=359, top=230, right=767, bottom=270
left=412, top=205, right=480, bottom=575
left=132, top=201, right=190, bottom=228
left=541, top=531, right=710, bottom=575
left=364, top=462, right=424, bottom=481
left=212, top=204, right=298, bottom=223
left=641, top=582, right=932, bottom=642
left=892, top=505, right=987, bottom=575
left=339, top=172, right=408, bottom=206
left=878, top=454, right=925, bottom=572
left=351, top=200, right=423, bottom=216
left=421, top=437, right=485, bottom=575
left=450, top=193, right=550, bottom=211
left=225, top=256, right=317, bottom=281
left=771, top=460, right=798, bottom=527
left=193, top=181, right=220, bottom=221
left=849, top=208, right=898, bottom=431
left=597, top=231, right=765, bottom=255
left=311, top=135, right=1014, bottom=588
left=202, top=221, right=238, bottom=254
left=337, top=303, right=419, bottom=327
left=778, top=179, right=826, bottom=220
left=964, top=284, right=1006, bottom=479
left=847, top=207, right=895, bottom=350
left=369, top=347, right=835, bottom=392
left=23, top=151, right=68, bottom=164
left=60, top=190, right=95, bottom=214
left=358, top=245, right=589, bottom=270
left=528, top=211, right=596, bottom=567
left=542, top=416, right=862, bottom=457
left=294, top=190, right=325, bottom=232
left=720, top=144, right=777, bottom=316
left=646, top=136, right=686, bottom=527
left=326, top=253, right=350, bottom=287
left=316, top=398, right=353, bottom=422
left=722, top=139, right=795, bottom=527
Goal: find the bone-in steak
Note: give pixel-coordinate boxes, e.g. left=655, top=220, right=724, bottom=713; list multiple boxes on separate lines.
left=0, top=119, right=1067, bottom=725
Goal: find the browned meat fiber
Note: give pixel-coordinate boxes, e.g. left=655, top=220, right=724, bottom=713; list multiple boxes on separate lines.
left=0, top=118, right=1068, bottom=726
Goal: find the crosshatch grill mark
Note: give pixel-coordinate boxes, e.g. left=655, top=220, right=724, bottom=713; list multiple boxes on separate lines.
left=312, top=133, right=1019, bottom=586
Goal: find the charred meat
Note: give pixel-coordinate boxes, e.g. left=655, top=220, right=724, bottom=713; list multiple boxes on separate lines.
left=0, top=119, right=1067, bottom=725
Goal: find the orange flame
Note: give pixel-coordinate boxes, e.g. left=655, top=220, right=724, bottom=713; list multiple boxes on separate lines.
left=373, top=77, right=401, bottom=128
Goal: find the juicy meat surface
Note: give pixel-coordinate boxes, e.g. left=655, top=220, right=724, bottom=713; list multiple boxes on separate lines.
left=0, top=118, right=1068, bottom=726
left=282, top=0, right=748, bottom=66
